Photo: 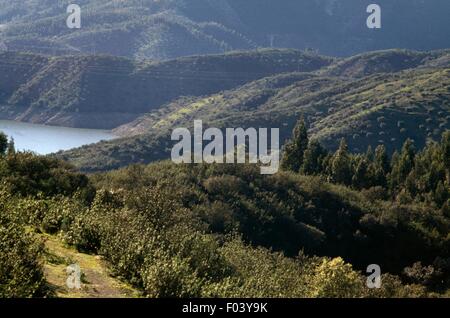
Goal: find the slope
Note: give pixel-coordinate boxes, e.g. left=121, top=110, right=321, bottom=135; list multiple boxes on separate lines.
left=43, top=234, right=140, bottom=298
left=1, top=0, right=450, bottom=59
left=0, top=49, right=333, bottom=129
left=57, top=49, right=450, bottom=171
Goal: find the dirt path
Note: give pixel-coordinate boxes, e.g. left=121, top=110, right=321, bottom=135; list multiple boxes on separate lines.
left=42, top=234, right=140, bottom=298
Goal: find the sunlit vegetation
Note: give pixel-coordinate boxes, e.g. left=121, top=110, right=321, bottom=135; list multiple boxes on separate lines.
left=58, top=49, right=450, bottom=172
left=1, top=128, right=449, bottom=297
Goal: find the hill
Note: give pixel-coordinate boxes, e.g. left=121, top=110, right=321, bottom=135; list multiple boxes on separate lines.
left=1, top=146, right=449, bottom=297
left=1, top=0, right=449, bottom=59
left=57, top=49, right=450, bottom=171
left=0, top=49, right=333, bottom=128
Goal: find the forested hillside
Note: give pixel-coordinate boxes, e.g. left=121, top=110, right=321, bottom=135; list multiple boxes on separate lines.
left=1, top=129, right=449, bottom=297
left=1, top=0, right=449, bottom=303
left=56, top=49, right=450, bottom=171
left=1, top=0, right=449, bottom=59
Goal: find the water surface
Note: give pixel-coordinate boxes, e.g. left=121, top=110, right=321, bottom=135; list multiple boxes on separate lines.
left=0, top=120, right=115, bottom=155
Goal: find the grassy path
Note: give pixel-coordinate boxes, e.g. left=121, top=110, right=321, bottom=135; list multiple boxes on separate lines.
left=42, top=234, right=140, bottom=298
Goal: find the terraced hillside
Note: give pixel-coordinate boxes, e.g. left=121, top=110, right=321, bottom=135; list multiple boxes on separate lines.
left=0, top=49, right=332, bottom=128
left=56, top=49, right=450, bottom=171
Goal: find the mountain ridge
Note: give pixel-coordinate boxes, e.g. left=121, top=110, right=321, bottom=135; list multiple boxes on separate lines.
left=1, top=0, right=450, bottom=59
left=0, top=48, right=333, bottom=129
left=52, top=49, right=450, bottom=171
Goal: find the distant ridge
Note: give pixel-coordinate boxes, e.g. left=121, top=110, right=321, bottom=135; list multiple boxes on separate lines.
left=1, top=0, right=449, bottom=59
left=0, top=49, right=333, bottom=129
left=51, top=49, right=450, bottom=171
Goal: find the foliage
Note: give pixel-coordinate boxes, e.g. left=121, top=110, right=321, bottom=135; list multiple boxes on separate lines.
left=0, top=188, right=47, bottom=298
left=0, top=130, right=449, bottom=297
left=281, top=117, right=308, bottom=172
left=58, top=50, right=450, bottom=172
left=307, top=257, right=364, bottom=298
left=282, top=127, right=450, bottom=210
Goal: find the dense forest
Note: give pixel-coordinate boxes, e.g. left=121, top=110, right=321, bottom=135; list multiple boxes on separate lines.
left=1, top=126, right=449, bottom=297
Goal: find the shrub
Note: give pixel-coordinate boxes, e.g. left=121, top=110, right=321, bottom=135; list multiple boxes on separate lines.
left=307, top=257, right=365, bottom=298
left=141, top=254, right=204, bottom=298
left=0, top=218, right=47, bottom=297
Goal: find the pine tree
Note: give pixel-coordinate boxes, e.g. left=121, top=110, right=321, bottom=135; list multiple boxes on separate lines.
left=302, top=140, right=327, bottom=175
left=352, top=156, right=370, bottom=189
left=366, top=146, right=374, bottom=162
left=399, top=139, right=416, bottom=178
left=371, top=145, right=389, bottom=187
left=442, top=131, right=450, bottom=183
left=331, top=138, right=352, bottom=185
left=390, top=139, right=416, bottom=193
left=281, top=117, right=309, bottom=172
left=0, top=131, right=7, bottom=155
left=374, top=145, right=390, bottom=174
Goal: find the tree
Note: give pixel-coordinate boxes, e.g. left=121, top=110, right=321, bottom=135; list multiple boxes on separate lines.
left=331, top=138, right=352, bottom=185
left=281, top=117, right=309, bottom=172
left=371, top=145, right=389, bottom=187
left=390, top=139, right=416, bottom=192
left=442, top=131, right=450, bottom=183
left=308, top=257, right=364, bottom=298
left=366, top=146, right=374, bottom=162
left=352, top=156, right=370, bottom=189
left=374, top=145, right=390, bottom=174
left=0, top=132, right=7, bottom=155
left=301, top=140, right=327, bottom=175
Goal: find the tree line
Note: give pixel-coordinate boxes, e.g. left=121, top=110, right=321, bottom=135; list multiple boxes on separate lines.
left=281, top=118, right=450, bottom=212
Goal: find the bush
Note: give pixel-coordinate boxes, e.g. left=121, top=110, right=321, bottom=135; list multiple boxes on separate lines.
left=141, top=254, right=204, bottom=298
left=0, top=219, right=47, bottom=297
left=307, top=257, right=365, bottom=298
left=362, top=186, right=388, bottom=201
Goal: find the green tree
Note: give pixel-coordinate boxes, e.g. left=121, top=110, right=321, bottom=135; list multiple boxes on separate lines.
left=308, top=257, right=365, bottom=298
left=301, top=140, right=327, bottom=175
left=281, top=117, right=309, bottom=172
left=374, top=145, right=390, bottom=174
left=390, top=139, right=416, bottom=192
left=352, top=156, right=370, bottom=189
left=442, top=131, right=450, bottom=183
left=366, top=146, right=374, bottom=162
left=331, top=138, right=352, bottom=185
left=0, top=132, right=7, bottom=155
left=371, top=145, right=390, bottom=187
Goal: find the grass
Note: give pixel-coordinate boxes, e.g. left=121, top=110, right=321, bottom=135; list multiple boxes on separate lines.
left=42, top=234, right=140, bottom=298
